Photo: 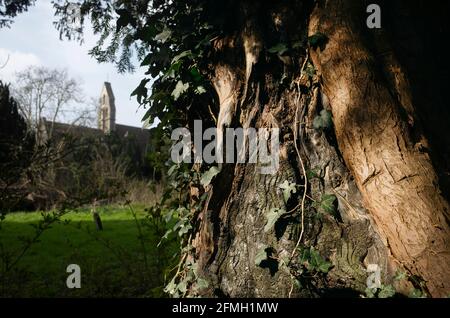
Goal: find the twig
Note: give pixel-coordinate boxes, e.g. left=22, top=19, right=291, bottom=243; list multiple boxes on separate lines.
left=4, top=209, right=68, bottom=273
left=127, top=203, right=149, bottom=271
left=208, top=105, right=217, bottom=125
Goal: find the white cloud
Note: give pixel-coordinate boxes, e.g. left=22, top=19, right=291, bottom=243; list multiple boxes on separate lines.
left=0, top=48, right=42, bottom=83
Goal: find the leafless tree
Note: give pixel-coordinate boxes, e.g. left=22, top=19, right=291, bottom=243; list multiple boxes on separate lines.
left=12, top=66, right=95, bottom=140
left=69, top=96, right=98, bottom=128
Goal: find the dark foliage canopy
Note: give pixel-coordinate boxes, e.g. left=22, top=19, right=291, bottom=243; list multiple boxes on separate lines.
left=0, top=81, right=28, bottom=141
left=0, top=81, right=35, bottom=210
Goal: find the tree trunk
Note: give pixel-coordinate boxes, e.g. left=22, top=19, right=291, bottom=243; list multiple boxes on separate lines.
left=191, top=0, right=450, bottom=298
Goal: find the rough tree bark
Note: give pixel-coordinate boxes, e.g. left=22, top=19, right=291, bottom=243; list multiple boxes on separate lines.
left=191, top=0, right=450, bottom=298
left=308, top=0, right=450, bottom=297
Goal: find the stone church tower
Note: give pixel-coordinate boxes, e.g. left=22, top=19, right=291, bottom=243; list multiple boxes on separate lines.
left=98, top=82, right=116, bottom=133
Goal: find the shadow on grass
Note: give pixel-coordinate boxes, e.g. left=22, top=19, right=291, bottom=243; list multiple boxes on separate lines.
left=0, top=218, right=179, bottom=298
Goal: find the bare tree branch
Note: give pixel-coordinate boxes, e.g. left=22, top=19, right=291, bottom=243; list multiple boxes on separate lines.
left=11, top=66, right=94, bottom=141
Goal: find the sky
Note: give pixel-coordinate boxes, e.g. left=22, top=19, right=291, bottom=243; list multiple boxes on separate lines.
left=0, top=1, right=148, bottom=128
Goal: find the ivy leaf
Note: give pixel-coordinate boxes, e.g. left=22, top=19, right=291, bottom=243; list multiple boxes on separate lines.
left=299, top=247, right=310, bottom=264
left=318, top=261, right=332, bottom=273
left=394, top=270, right=407, bottom=281
left=292, top=41, right=303, bottom=49
left=171, top=80, right=189, bottom=101
left=200, top=166, right=220, bottom=187
left=264, top=208, right=286, bottom=232
left=159, top=229, right=172, bottom=243
left=378, top=285, right=396, bottom=298
left=313, top=109, right=333, bottom=130
left=131, top=78, right=150, bottom=104
left=155, top=27, right=172, bottom=43
left=308, top=247, right=332, bottom=273
left=255, top=246, right=268, bottom=266
left=172, top=50, right=193, bottom=63
left=279, top=180, right=297, bottom=202
left=304, top=63, right=316, bottom=78
left=195, top=86, right=206, bottom=95
left=178, top=223, right=192, bottom=236
left=319, top=194, right=337, bottom=215
left=409, top=289, right=425, bottom=298
left=167, top=164, right=177, bottom=176
left=189, top=67, right=203, bottom=82
left=306, top=168, right=320, bottom=179
left=162, top=60, right=182, bottom=80
left=164, top=278, right=177, bottom=295
left=195, top=278, right=209, bottom=291
left=178, top=279, right=188, bottom=294
left=309, top=248, right=321, bottom=267
left=268, top=43, right=288, bottom=55
left=365, top=287, right=377, bottom=298
left=116, top=9, right=134, bottom=32
left=308, top=32, right=328, bottom=49
left=136, top=24, right=158, bottom=43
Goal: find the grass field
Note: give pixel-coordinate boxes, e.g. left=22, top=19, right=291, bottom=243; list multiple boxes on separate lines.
left=0, top=205, right=178, bottom=297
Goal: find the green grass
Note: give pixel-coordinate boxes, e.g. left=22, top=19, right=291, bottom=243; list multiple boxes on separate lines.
left=0, top=205, right=178, bottom=297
